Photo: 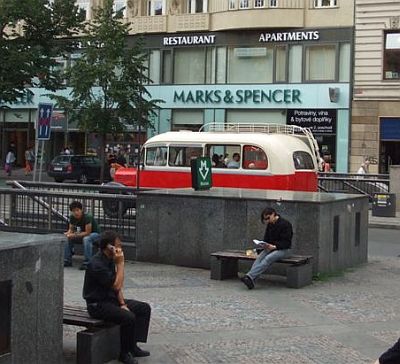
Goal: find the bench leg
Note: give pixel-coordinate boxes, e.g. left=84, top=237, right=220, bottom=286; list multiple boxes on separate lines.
left=77, top=325, right=120, bottom=364
left=286, top=263, right=313, bottom=288
left=210, top=257, right=238, bottom=280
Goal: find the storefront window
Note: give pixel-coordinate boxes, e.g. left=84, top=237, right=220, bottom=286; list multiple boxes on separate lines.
left=314, top=0, right=337, bottom=7
left=216, top=47, right=227, bottom=83
left=339, top=43, right=350, bottom=82
left=288, top=45, right=302, bottom=83
left=227, top=47, right=273, bottom=83
left=174, top=48, right=206, bottom=84
left=162, top=50, right=172, bottom=84
left=172, top=110, right=203, bottom=131
left=383, top=32, right=400, bottom=80
left=305, top=45, right=336, bottom=81
left=206, top=48, right=216, bottom=84
left=149, top=50, right=161, bottom=84
left=275, top=46, right=287, bottom=82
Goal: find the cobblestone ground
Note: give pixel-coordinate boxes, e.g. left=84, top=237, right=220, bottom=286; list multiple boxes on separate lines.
left=63, top=257, right=400, bottom=364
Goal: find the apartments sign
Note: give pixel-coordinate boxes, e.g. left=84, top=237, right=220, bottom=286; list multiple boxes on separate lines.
left=259, top=30, right=320, bottom=43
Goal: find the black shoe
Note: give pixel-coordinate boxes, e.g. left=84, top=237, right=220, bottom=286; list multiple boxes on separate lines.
left=64, top=262, right=72, bottom=267
left=132, top=345, right=150, bottom=357
left=241, top=275, right=254, bottom=290
left=119, top=352, right=138, bottom=364
left=79, top=264, right=87, bottom=271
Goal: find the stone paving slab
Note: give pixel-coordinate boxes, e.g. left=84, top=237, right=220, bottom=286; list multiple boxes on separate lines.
left=63, top=256, right=400, bottom=364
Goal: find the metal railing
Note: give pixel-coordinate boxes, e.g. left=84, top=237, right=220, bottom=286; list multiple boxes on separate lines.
left=0, top=187, right=137, bottom=242
left=318, top=173, right=390, bottom=200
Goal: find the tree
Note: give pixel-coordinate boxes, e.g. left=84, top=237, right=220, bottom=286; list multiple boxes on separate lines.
left=53, top=0, right=161, bottom=182
left=0, top=0, right=84, bottom=104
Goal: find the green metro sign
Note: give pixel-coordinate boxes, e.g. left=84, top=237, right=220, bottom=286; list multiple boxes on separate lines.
left=191, top=157, right=212, bottom=191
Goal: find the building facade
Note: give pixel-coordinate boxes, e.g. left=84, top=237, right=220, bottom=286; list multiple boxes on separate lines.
left=353, top=0, right=400, bottom=173
left=2, top=0, right=354, bottom=171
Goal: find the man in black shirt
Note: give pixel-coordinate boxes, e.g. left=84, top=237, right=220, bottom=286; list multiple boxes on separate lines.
left=241, top=207, right=293, bottom=290
left=83, top=231, right=151, bottom=364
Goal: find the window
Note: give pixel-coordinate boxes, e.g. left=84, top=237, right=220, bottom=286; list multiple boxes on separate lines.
left=269, top=0, right=278, bottom=6
left=314, top=0, right=337, bottom=8
left=293, top=151, right=314, bottom=170
left=243, top=145, right=268, bottom=169
left=188, top=0, right=207, bottom=13
left=254, top=0, right=265, bottom=7
left=174, top=48, right=206, bottom=84
left=145, top=146, right=167, bottom=166
left=288, top=45, right=302, bottom=83
left=275, top=46, right=287, bottom=82
left=228, top=0, right=236, bottom=10
left=113, top=0, right=126, bottom=16
left=148, top=0, right=165, bottom=15
left=384, top=32, right=400, bottom=80
left=148, top=50, right=161, bottom=84
left=161, top=50, right=172, bottom=84
left=339, top=43, right=350, bottom=82
left=76, top=0, right=90, bottom=19
left=206, top=145, right=241, bottom=168
left=239, top=0, right=250, bottom=9
left=305, top=45, right=336, bottom=81
left=227, top=47, right=273, bottom=83
left=172, top=110, right=203, bottom=131
left=169, top=146, right=203, bottom=167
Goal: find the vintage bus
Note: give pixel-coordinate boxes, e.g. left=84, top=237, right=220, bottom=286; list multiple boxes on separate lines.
left=113, top=123, right=321, bottom=192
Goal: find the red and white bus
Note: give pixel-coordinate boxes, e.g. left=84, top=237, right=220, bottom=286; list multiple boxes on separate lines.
left=114, top=123, right=321, bottom=192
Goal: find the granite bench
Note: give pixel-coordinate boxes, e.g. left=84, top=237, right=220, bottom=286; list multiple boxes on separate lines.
left=63, top=305, right=120, bottom=364
left=210, top=250, right=313, bottom=288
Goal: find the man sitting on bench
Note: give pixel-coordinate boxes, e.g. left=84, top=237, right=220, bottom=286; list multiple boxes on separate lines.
left=83, top=231, right=151, bottom=364
left=241, top=207, right=293, bottom=290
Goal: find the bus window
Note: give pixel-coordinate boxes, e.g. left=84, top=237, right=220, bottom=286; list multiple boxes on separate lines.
left=145, top=146, right=167, bottom=166
left=243, top=145, right=268, bottom=170
left=293, top=151, right=314, bottom=170
left=168, top=146, right=203, bottom=167
left=206, top=144, right=241, bottom=168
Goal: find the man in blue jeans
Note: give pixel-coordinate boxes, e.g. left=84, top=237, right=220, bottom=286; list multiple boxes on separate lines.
left=64, top=201, right=100, bottom=270
left=241, top=207, right=292, bottom=289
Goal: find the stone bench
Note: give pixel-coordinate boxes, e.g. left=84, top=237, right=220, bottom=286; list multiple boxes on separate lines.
left=210, top=250, right=313, bottom=288
left=63, top=305, right=120, bottom=364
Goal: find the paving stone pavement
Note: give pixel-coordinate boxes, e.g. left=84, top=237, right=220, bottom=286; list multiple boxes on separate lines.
left=63, top=255, right=400, bottom=364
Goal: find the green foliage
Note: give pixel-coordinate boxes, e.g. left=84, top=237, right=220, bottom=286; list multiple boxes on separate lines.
left=52, top=0, right=162, bottom=181
left=0, top=0, right=84, bottom=104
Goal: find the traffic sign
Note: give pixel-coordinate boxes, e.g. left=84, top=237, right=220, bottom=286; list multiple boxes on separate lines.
left=191, top=157, right=212, bottom=191
left=37, top=103, right=53, bottom=140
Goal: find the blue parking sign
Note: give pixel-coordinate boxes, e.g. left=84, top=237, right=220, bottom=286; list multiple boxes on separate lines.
left=37, top=103, right=53, bottom=140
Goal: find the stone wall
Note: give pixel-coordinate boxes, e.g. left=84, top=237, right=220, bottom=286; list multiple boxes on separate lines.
left=0, top=233, right=64, bottom=364
left=136, top=188, right=369, bottom=274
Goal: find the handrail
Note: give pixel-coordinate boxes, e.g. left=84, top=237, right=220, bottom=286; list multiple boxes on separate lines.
left=200, top=122, right=311, bottom=135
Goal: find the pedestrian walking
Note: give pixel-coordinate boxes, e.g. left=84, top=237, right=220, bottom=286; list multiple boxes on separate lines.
left=24, top=146, right=35, bottom=175
left=5, top=148, right=16, bottom=176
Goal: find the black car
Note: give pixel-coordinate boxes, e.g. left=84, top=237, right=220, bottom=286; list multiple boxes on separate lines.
left=47, top=155, right=111, bottom=183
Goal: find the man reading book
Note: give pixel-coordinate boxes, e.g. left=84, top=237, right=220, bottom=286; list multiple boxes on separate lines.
left=241, top=207, right=293, bottom=290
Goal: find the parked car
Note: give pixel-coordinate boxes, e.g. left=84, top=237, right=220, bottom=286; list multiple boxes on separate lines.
left=47, top=155, right=111, bottom=183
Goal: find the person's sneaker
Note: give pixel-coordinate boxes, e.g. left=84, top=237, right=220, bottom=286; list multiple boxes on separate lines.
left=132, top=345, right=150, bottom=357
left=79, top=264, right=87, bottom=271
left=64, top=262, right=72, bottom=267
left=119, top=352, right=138, bottom=364
left=240, top=275, right=255, bottom=290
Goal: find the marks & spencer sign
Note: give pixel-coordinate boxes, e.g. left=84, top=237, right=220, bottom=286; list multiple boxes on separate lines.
left=173, top=88, right=301, bottom=105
